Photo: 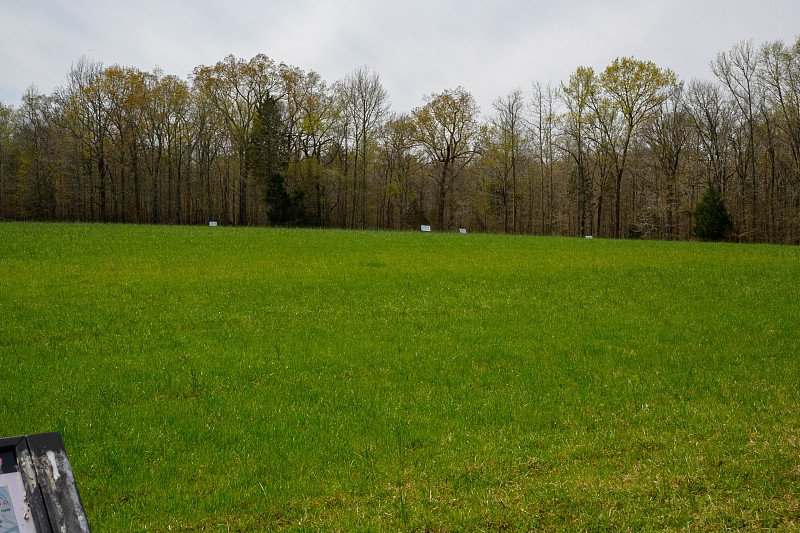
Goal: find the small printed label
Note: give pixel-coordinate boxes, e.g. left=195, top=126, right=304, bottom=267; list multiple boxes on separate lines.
left=0, top=473, right=36, bottom=533
left=0, top=484, right=19, bottom=533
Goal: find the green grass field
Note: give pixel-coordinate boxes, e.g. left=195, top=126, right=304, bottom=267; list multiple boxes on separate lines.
left=1, top=222, right=799, bottom=531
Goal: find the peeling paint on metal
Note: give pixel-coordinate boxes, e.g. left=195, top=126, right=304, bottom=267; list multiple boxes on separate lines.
left=46, top=451, right=61, bottom=482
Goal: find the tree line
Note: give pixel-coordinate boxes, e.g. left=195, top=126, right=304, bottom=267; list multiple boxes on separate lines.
left=1, top=36, right=799, bottom=243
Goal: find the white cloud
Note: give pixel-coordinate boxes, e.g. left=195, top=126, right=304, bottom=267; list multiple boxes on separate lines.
left=1, top=0, right=798, bottom=114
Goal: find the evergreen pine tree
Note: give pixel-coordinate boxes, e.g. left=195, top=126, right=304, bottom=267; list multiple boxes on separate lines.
left=263, top=172, right=294, bottom=225
left=246, top=96, right=307, bottom=225
left=692, top=181, right=731, bottom=241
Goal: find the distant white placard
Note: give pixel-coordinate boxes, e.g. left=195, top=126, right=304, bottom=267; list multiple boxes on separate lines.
left=209, top=221, right=218, bottom=227
left=585, top=235, right=593, bottom=239
left=459, top=228, right=467, bottom=234
left=0, top=472, right=38, bottom=533
left=420, top=225, right=431, bottom=232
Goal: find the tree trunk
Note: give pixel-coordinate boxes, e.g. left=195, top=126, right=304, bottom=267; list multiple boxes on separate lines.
left=438, top=161, right=449, bottom=229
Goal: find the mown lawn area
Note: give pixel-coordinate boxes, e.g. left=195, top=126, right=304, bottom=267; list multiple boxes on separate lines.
left=1, top=222, right=798, bottom=531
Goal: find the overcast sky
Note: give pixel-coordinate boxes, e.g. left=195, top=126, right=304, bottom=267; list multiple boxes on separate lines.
left=2, top=0, right=799, bottom=115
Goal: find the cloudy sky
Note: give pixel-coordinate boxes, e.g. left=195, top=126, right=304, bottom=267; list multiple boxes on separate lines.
left=1, top=0, right=799, bottom=114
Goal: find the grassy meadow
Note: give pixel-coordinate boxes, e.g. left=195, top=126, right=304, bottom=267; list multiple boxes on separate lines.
left=1, top=222, right=798, bottom=531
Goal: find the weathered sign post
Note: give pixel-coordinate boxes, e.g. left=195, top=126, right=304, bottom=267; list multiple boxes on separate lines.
left=0, top=432, right=90, bottom=533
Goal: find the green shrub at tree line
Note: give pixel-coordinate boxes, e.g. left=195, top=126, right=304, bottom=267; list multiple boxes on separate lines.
left=693, top=181, right=731, bottom=241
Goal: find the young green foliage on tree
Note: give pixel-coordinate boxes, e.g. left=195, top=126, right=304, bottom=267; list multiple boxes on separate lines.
left=411, top=87, right=481, bottom=229
left=192, top=54, right=280, bottom=225
left=561, top=66, right=598, bottom=237
left=596, top=58, right=679, bottom=237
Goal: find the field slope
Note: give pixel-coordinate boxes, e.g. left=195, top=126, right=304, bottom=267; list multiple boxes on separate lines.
left=1, top=222, right=799, bottom=531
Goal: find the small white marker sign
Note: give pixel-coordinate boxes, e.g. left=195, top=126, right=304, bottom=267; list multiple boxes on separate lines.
left=420, top=225, right=431, bottom=232
left=459, top=228, right=467, bottom=234
left=585, top=235, right=593, bottom=239
left=209, top=221, right=218, bottom=227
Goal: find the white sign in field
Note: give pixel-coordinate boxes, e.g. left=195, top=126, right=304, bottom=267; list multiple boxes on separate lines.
left=209, top=221, right=218, bottom=227
left=420, top=225, right=431, bottom=232
left=459, top=228, right=467, bottom=234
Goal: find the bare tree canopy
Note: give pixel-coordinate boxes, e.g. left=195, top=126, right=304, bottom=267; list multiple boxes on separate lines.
left=2, top=36, right=800, bottom=243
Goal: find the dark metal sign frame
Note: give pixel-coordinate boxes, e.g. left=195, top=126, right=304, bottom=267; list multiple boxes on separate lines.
left=0, top=432, right=90, bottom=533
